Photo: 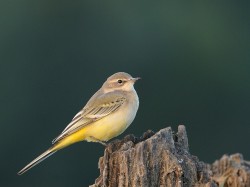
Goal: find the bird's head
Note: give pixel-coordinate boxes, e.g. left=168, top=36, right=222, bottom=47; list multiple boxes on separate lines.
left=102, top=72, right=140, bottom=93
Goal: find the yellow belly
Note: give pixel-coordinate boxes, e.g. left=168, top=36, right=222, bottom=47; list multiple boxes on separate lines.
left=53, top=98, right=138, bottom=151
left=83, top=102, right=137, bottom=142
left=54, top=109, right=131, bottom=151
left=83, top=117, right=127, bottom=142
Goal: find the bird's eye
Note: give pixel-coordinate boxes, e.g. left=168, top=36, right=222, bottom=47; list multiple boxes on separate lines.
left=117, top=80, right=123, bottom=84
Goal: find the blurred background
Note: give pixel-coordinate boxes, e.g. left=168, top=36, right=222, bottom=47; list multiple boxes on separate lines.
left=1, top=1, right=250, bottom=186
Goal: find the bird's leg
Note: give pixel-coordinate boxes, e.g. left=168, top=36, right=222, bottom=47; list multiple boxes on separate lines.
left=89, top=136, right=107, bottom=146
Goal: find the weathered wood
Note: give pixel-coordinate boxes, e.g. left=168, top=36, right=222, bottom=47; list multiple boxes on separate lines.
left=90, top=125, right=250, bottom=187
left=212, top=154, right=250, bottom=186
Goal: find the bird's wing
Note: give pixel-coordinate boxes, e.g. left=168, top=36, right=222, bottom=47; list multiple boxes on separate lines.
left=52, top=93, right=126, bottom=144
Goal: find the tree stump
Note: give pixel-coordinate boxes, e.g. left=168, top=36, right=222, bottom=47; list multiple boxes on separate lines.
left=90, top=125, right=250, bottom=187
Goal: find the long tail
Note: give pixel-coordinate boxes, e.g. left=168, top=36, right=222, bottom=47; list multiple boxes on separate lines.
left=18, top=128, right=83, bottom=175
left=18, top=147, right=57, bottom=175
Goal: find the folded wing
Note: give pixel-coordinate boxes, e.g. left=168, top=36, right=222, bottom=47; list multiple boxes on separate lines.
left=52, top=93, right=126, bottom=144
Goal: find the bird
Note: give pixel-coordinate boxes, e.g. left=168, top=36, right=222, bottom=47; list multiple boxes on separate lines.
left=18, top=72, right=140, bottom=175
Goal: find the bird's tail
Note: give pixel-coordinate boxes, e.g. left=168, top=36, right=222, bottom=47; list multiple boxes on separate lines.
left=18, top=146, right=57, bottom=175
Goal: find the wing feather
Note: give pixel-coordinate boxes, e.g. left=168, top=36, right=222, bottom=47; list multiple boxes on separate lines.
left=52, top=95, right=126, bottom=144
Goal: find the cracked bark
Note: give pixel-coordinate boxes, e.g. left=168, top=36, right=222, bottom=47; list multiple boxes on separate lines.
left=90, top=125, right=250, bottom=187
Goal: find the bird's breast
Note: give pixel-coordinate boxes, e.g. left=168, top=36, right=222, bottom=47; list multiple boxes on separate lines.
left=84, top=92, right=139, bottom=142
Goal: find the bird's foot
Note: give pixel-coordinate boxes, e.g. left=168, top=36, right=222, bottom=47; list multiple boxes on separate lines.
left=89, top=136, right=107, bottom=146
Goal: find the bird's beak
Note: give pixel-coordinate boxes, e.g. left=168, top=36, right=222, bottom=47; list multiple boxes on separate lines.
left=130, top=77, right=141, bottom=83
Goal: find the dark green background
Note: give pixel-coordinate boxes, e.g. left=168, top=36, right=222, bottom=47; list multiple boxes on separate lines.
left=1, top=1, right=250, bottom=187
